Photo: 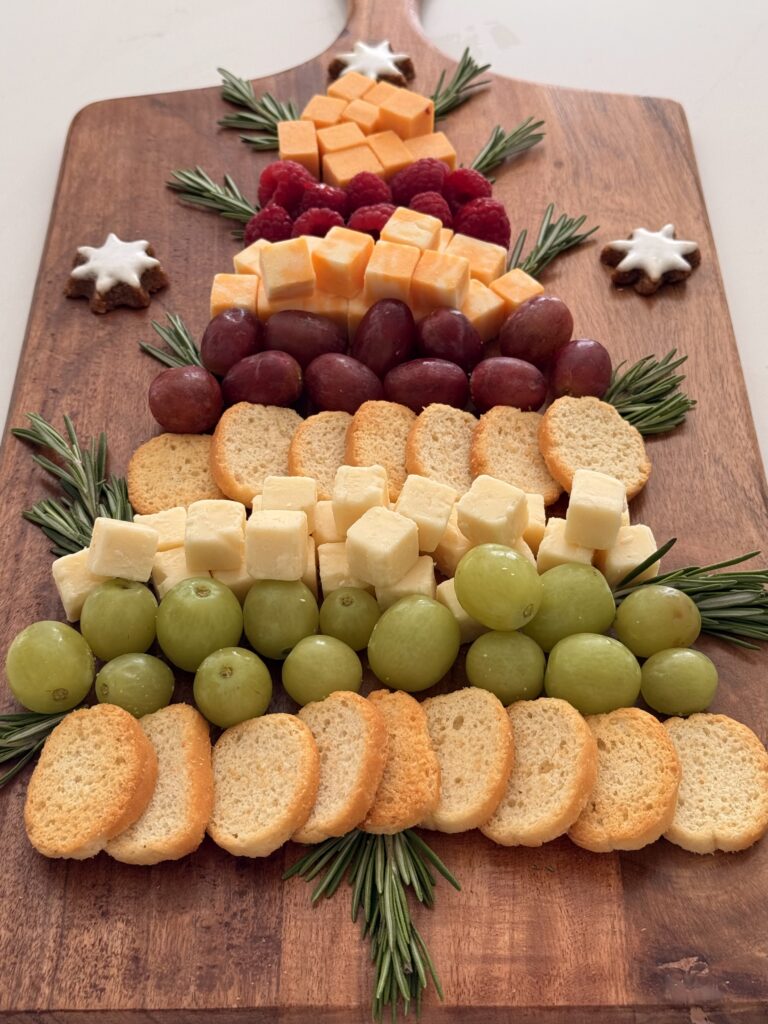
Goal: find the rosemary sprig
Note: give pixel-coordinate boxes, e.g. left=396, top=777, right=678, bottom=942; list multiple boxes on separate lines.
left=0, top=710, right=72, bottom=788
left=614, top=540, right=768, bottom=649
left=286, top=829, right=460, bottom=1019
left=509, top=202, right=599, bottom=278
left=167, top=166, right=257, bottom=238
left=431, top=48, right=492, bottom=120
left=217, top=67, right=299, bottom=150
left=603, top=349, right=696, bottom=435
left=470, top=117, right=545, bottom=180
left=12, top=414, right=132, bottom=556
left=139, top=313, right=202, bottom=368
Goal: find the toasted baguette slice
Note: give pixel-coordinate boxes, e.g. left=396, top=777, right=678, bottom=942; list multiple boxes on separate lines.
left=406, top=403, right=476, bottom=495
left=128, top=433, right=225, bottom=514
left=538, top=396, right=651, bottom=498
left=208, top=714, right=319, bottom=857
left=106, top=704, right=213, bottom=865
left=568, top=707, right=680, bottom=853
left=289, top=411, right=352, bottom=501
left=481, top=698, right=597, bottom=847
left=471, top=406, right=562, bottom=505
left=345, top=401, right=416, bottom=500
left=211, top=403, right=303, bottom=504
left=421, top=687, right=513, bottom=833
left=362, top=690, right=441, bottom=834
left=663, top=714, right=768, bottom=854
left=293, top=692, right=388, bottom=844
left=24, top=704, right=158, bottom=860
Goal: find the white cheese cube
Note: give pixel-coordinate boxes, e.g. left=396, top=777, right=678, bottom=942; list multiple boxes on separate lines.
left=87, top=517, right=159, bottom=581
left=251, top=495, right=263, bottom=512
left=537, top=518, right=593, bottom=574
left=513, top=537, right=536, bottom=566
left=332, top=464, right=389, bottom=535
left=565, top=469, right=626, bottom=550
left=51, top=548, right=109, bottom=621
left=185, top=499, right=246, bottom=572
left=394, top=474, right=457, bottom=553
left=246, top=510, right=308, bottom=581
left=436, top=578, right=488, bottom=644
left=346, top=507, right=419, bottom=587
left=133, top=507, right=187, bottom=551
left=152, top=548, right=210, bottom=600
left=433, top=506, right=473, bottom=577
left=318, top=542, right=373, bottom=596
left=313, top=499, right=343, bottom=545
left=212, top=560, right=254, bottom=604
left=303, top=537, right=318, bottom=598
left=261, top=475, right=318, bottom=533
left=375, top=555, right=436, bottom=610
left=595, top=524, right=660, bottom=588
left=523, top=494, right=546, bottom=554
left=456, top=475, right=528, bottom=546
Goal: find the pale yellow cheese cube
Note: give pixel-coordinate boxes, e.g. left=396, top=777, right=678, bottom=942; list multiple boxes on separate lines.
left=133, top=507, right=186, bottom=552
left=246, top=510, right=309, bottom=581
left=87, top=517, right=158, bottom=581
left=251, top=495, right=263, bottom=511
left=436, top=578, right=488, bottom=644
left=460, top=279, right=506, bottom=343
left=490, top=268, right=544, bottom=315
left=565, top=469, right=626, bottom=551
left=363, top=240, right=420, bottom=303
left=233, top=238, right=272, bottom=277
left=411, top=250, right=470, bottom=310
left=456, top=475, right=528, bottom=546
left=594, top=525, right=660, bottom=589
left=380, top=206, right=441, bottom=252
left=152, top=548, right=209, bottom=601
left=212, top=560, right=255, bottom=604
left=375, top=555, right=436, bottom=610
left=51, top=548, right=109, bottom=621
left=313, top=500, right=344, bottom=545
left=536, top=518, right=593, bottom=574
left=433, top=506, right=473, bottom=577
left=261, top=475, right=318, bottom=533
left=303, top=537, right=318, bottom=598
left=346, top=506, right=419, bottom=587
left=445, top=233, right=507, bottom=286
left=185, top=499, right=246, bottom=572
left=332, top=464, right=389, bottom=535
left=523, top=494, right=546, bottom=555
left=394, top=474, right=457, bottom=553
left=312, top=226, right=374, bottom=299
left=513, top=537, right=536, bottom=566
left=210, top=273, right=258, bottom=318
left=437, top=228, right=454, bottom=253
left=318, top=542, right=373, bottom=596
left=259, top=237, right=316, bottom=302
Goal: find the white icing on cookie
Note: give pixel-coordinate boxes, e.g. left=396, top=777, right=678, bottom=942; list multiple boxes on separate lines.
left=70, top=233, right=159, bottom=294
left=607, top=224, right=698, bottom=282
left=334, top=40, right=409, bottom=80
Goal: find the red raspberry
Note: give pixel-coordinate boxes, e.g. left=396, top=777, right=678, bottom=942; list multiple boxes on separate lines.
left=291, top=207, right=345, bottom=238
left=409, top=191, right=453, bottom=229
left=243, top=205, right=293, bottom=245
left=390, top=159, right=450, bottom=207
left=347, top=203, right=396, bottom=240
left=441, top=168, right=493, bottom=212
left=257, top=160, right=315, bottom=208
left=346, top=172, right=392, bottom=213
left=299, top=182, right=349, bottom=218
left=453, top=197, right=511, bottom=249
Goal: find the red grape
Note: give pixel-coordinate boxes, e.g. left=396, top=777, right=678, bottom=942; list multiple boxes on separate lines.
left=350, top=299, right=418, bottom=377
left=148, top=366, right=223, bottom=433
left=383, top=359, right=469, bottom=413
left=264, top=310, right=346, bottom=369
left=305, top=353, right=384, bottom=413
left=222, top=351, right=302, bottom=407
left=200, top=309, right=263, bottom=376
left=470, top=357, right=547, bottom=413
left=499, top=296, right=573, bottom=369
left=550, top=339, right=612, bottom=399
left=417, top=309, right=483, bottom=371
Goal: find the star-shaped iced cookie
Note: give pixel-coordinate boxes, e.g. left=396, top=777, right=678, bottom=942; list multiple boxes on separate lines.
left=329, top=40, right=413, bottom=85
left=600, top=224, right=700, bottom=295
left=66, top=233, right=168, bottom=313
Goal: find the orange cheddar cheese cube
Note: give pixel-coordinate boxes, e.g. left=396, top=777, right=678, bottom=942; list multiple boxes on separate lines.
left=233, top=238, right=271, bottom=277
left=322, top=145, right=384, bottom=187
left=437, top=228, right=454, bottom=252
left=347, top=291, right=372, bottom=337
left=260, top=237, right=316, bottom=301
left=313, top=226, right=374, bottom=299
left=317, top=121, right=366, bottom=156
left=327, top=71, right=375, bottom=102
left=404, top=131, right=457, bottom=170
left=364, top=240, right=420, bottom=303
left=341, top=98, right=381, bottom=135
left=460, top=279, right=506, bottom=342
left=363, top=80, right=401, bottom=106
left=411, top=250, right=470, bottom=310
left=490, top=268, right=544, bottom=313
left=380, top=206, right=442, bottom=251
left=378, top=89, right=434, bottom=140
left=445, top=233, right=507, bottom=286
left=301, top=94, right=347, bottom=129
left=365, top=130, right=413, bottom=178
left=277, top=120, right=319, bottom=177
left=210, top=274, right=258, bottom=318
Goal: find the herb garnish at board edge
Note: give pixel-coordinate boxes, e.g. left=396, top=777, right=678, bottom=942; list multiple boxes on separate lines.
left=217, top=68, right=299, bottom=151
left=140, top=313, right=202, bottom=369
left=167, top=167, right=257, bottom=238
left=470, top=118, right=546, bottom=180
left=603, top=349, right=696, bottom=435
left=509, top=203, right=599, bottom=279
left=430, top=48, right=492, bottom=120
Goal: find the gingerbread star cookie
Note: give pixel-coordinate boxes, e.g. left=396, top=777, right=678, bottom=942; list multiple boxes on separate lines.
left=600, top=224, right=700, bottom=295
left=329, top=40, right=414, bottom=86
left=65, top=233, right=169, bottom=313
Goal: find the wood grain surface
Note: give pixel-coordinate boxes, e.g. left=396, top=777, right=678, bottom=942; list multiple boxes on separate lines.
left=1, top=0, right=767, bottom=1021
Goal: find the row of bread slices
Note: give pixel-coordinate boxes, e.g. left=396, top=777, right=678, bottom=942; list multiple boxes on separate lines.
left=24, top=688, right=768, bottom=862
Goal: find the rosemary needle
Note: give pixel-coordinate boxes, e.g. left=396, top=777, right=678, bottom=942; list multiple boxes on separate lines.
left=167, top=166, right=257, bottom=239
left=509, top=202, right=599, bottom=279
left=217, top=67, right=299, bottom=150
left=431, top=48, right=492, bottom=120
left=603, top=349, right=696, bottom=435
left=0, top=710, right=72, bottom=788
left=470, top=118, right=546, bottom=180
left=139, top=312, right=202, bottom=369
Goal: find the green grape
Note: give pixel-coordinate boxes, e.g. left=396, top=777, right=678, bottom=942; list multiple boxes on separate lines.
left=194, top=647, right=272, bottom=727
left=454, top=544, right=542, bottom=631
left=80, top=579, right=158, bottom=661
left=156, top=578, right=243, bottom=672
left=319, top=587, right=381, bottom=651
left=641, top=648, right=718, bottom=716
left=5, top=620, right=94, bottom=713
left=522, top=564, right=615, bottom=652
left=465, top=631, right=545, bottom=705
left=282, top=635, right=362, bottom=706
left=613, top=586, right=701, bottom=658
left=96, top=654, right=175, bottom=717
left=243, top=580, right=319, bottom=660
left=544, top=633, right=641, bottom=715
left=367, top=595, right=460, bottom=692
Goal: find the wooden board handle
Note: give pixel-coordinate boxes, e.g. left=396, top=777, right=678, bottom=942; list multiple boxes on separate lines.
left=338, top=0, right=430, bottom=55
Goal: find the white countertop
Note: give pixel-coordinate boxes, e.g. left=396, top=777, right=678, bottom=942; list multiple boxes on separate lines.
left=2, top=0, right=766, bottom=470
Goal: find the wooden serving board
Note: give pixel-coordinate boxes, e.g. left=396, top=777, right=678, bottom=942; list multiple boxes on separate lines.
left=2, top=1, right=767, bottom=1020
